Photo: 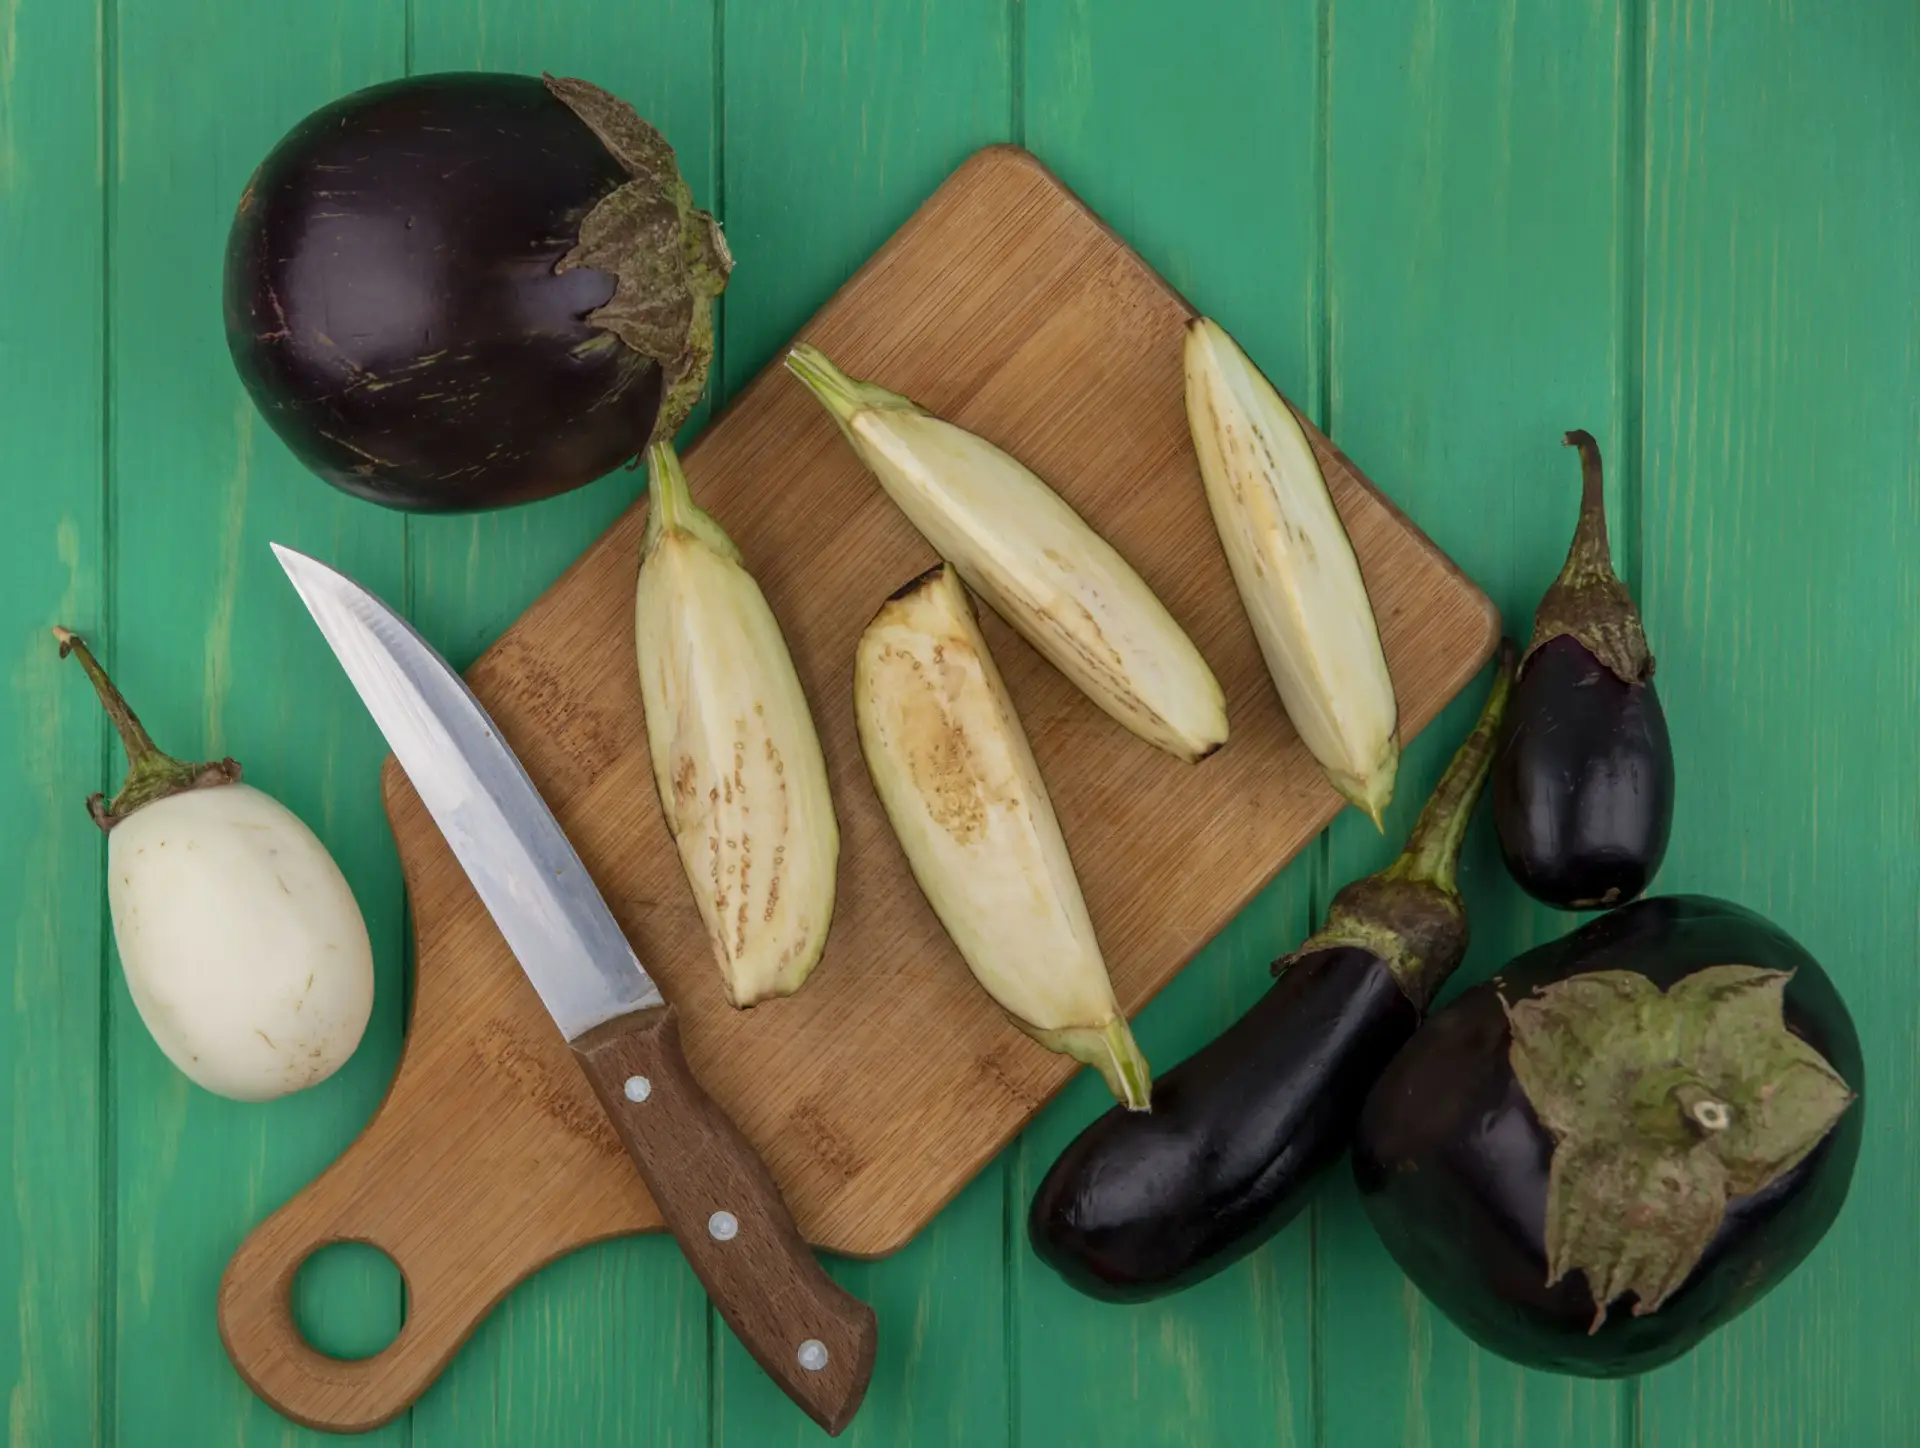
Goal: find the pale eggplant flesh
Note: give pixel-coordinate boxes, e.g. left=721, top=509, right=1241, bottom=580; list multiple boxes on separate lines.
left=633, top=442, right=840, bottom=1008
left=789, top=344, right=1229, bottom=765
left=1183, top=316, right=1400, bottom=827
left=854, top=561, right=1151, bottom=1109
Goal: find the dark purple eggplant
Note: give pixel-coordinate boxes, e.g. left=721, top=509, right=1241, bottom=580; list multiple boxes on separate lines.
left=1353, top=895, right=1861, bottom=1377
left=224, top=72, right=730, bottom=513
left=1492, top=431, right=1674, bottom=909
left=1026, top=643, right=1515, bottom=1303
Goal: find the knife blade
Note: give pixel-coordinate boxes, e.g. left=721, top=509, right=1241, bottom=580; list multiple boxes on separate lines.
left=272, top=542, right=876, bottom=1436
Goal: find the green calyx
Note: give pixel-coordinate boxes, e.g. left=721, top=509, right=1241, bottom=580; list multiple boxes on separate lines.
left=54, top=628, right=240, bottom=832
left=1504, top=964, right=1856, bottom=1331
left=1524, top=430, right=1653, bottom=685
left=643, top=441, right=743, bottom=566
left=546, top=74, right=733, bottom=450
left=1281, top=640, right=1515, bottom=1011
left=783, top=343, right=923, bottom=443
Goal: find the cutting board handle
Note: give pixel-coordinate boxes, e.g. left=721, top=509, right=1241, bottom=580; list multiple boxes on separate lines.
left=216, top=1130, right=511, bottom=1434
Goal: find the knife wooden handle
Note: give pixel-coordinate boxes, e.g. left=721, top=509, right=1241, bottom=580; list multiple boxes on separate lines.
left=571, top=1003, right=878, bottom=1436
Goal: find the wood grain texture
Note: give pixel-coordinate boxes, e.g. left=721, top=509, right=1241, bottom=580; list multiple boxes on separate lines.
left=401, top=5, right=719, bottom=1444
left=106, top=2, right=412, bottom=1444
left=0, top=1, right=107, bottom=1444
left=1010, top=2, right=1322, bottom=1444
left=713, top=7, right=1018, bottom=1443
left=1634, top=2, right=1920, bottom=1443
left=215, top=145, right=1496, bottom=1436
left=1312, top=1, right=1636, bottom=1444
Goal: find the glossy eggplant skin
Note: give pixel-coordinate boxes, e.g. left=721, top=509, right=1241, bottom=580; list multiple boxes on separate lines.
left=224, top=73, right=661, bottom=513
left=1492, top=635, right=1675, bottom=910
left=1029, top=946, right=1419, bottom=1302
left=1352, top=896, right=1863, bottom=1377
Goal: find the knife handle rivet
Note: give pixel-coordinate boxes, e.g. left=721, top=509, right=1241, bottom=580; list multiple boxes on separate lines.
left=708, top=1210, right=739, bottom=1242
left=623, top=1075, right=652, bottom=1103
left=797, top=1339, right=829, bottom=1373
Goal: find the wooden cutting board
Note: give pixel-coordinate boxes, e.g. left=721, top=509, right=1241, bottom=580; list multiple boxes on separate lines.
left=218, top=144, right=1500, bottom=1433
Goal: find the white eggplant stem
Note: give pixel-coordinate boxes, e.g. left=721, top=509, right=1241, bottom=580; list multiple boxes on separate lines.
left=787, top=343, right=1228, bottom=766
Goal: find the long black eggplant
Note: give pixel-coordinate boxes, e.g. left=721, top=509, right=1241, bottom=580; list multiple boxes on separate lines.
left=1352, top=895, right=1861, bottom=1376
left=1026, top=643, right=1515, bottom=1303
left=1492, top=431, right=1674, bottom=910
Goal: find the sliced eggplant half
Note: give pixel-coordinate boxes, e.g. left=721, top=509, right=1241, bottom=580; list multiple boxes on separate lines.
left=853, top=561, right=1150, bottom=1110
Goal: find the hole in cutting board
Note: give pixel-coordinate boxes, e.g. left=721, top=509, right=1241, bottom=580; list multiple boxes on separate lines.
left=293, top=1242, right=404, bottom=1360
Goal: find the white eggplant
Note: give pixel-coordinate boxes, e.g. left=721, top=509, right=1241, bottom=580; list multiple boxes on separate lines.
left=57, top=629, right=374, bottom=1102
left=1183, top=317, right=1401, bottom=828
left=853, top=562, right=1150, bottom=1110
left=786, top=343, right=1228, bottom=765
left=633, top=442, right=840, bottom=1007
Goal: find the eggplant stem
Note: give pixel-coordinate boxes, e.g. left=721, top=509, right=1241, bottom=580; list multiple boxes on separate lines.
left=53, top=627, right=239, bottom=828
left=642, top=442, right=744, bottom=566
left=1672, top=1082, right=1733, bottom=1133
left=1087, top=1017, right=1154, bottom=1113
left=1522, top=430, right=1653, bottom=683
left=784, top=344, right=920, bottom=437
left=1032, top=1016, right=1154, bottom=1113
left=1386, top=640, right=1517, bottom=894
left=783, top=345, right=857, bottom=422
left=55, top=627, right=165, bottom=771
left=1559, top=430, right=1614, bottom=588
left=1286, top=642, right=1517, bottom=1011
left=646, top=442, right=693, bottom=532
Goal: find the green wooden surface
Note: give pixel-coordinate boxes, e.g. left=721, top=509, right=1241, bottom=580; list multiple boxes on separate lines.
left=2, top=0, right=1914, bottom=1443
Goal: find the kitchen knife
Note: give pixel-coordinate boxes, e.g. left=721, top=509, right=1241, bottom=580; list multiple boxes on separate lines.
left=271, top=542, right=877, bottom=1436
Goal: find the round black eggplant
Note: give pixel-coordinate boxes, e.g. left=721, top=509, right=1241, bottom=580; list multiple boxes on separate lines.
left=1353, top=895, right=1863, bottom=1378
left=1494, top=431, right=1674, bottom=909
left=1492, top=634, right=1674, bottom=909
left=224, top=72, right=725, bottom=513
left=1030, top=946, right=1419, bottom=1302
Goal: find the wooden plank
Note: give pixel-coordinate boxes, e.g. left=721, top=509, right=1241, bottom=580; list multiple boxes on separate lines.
left=1313, top=0, right=1635, bottom=1444
left=708, top=7, right=1015, bottom=1441
left=0, top=1, right=107, bottom=1444
left=105, top=2, right=412, bottom=1443
left=1010, top=2, right=1320, bottom=1444
left=401, top=3, right=718, bottom=1443
left=1635, top=2, right=1920, bottom=1443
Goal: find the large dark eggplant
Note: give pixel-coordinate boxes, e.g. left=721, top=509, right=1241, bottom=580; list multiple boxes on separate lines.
left=1353, top=895, right=1861, bottom=1377
left=1492, top=431, right=1674, bottom=909
left=224, top=72, right=730, bottom=513
left=1026, top=643, right=1515, bottom=1303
